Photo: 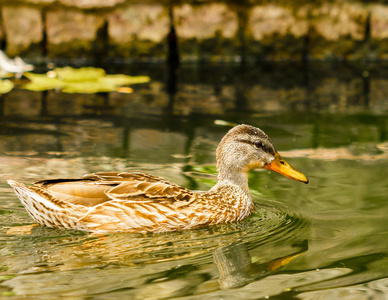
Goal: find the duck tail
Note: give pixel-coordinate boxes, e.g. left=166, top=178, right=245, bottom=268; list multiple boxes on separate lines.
left=7, top=180, right=88, bottom=230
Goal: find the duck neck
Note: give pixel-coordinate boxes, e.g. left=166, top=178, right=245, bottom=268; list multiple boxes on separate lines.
left=214, top=166, right=250, bottom=192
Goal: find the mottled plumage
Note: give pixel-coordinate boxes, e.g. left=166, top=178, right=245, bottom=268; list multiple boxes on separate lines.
left=8, top=124, right=308, bottom=233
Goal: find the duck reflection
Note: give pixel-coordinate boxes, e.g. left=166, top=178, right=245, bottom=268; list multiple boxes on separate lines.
left=1, top=210, right=310, bottom=298
left=214, top=240, right=308, bottom=289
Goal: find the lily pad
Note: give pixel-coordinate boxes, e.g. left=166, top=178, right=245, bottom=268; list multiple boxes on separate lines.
left=23, top=72, right=64, bottom=91
left=0, top=71, right=14, bottom=79
left=0, top=79, right=14, bottom=94
left=100, top=74, right=150, bottom=86
left=22, top=67, right=150, bottom=94
left=61, top=80, right=116, bottom=94
left=55, top=67, right=106, bottom=82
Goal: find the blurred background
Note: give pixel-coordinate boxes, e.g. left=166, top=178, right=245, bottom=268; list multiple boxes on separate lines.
left=0, top=0, right=387, bottom=157
left=1, top=0, right=387, bottom=61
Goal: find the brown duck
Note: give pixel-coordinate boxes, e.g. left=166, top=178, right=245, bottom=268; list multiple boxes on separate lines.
left=7, top=124, right=308, bottom=233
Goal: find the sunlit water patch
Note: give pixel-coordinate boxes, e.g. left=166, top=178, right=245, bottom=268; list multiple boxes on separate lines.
left=0, top=92, right=388, bottom=299
left=1, top=153, right=388, bottom=299
left=0, top=157, right=313, bottom=299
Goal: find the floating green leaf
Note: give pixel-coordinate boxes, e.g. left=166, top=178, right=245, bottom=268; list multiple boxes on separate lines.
left=0, top=79, right=14, bottom=94
left=0, top=71, right=14, bottom=79
left=22, top=67, right=150, bottom=94
left=55, top=67, right=106, bottom=82
left=23, top=72, right=64, bottom=91
left=100, top=74, right=150, bottom=86
left=61, top=80, right=116, bottom=94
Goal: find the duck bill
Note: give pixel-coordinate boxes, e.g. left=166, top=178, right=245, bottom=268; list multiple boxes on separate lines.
left=264, top=153, right=309, bottom=184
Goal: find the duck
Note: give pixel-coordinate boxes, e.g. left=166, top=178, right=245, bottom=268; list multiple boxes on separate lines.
left=7, top=124, right=308, bottom=233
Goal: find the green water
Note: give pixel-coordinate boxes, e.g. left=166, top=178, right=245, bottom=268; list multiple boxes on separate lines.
left=0, top=62, right=387, bottom=299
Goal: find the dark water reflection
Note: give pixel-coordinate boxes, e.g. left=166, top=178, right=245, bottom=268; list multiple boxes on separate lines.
left=0, top=62, right=388, bottom=299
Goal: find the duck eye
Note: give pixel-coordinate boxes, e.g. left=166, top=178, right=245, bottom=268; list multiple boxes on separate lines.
left=254, top=141, right=263, bottom=149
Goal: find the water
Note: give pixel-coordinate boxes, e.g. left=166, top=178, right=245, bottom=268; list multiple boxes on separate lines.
left=0, top=62, right=388, bottom=299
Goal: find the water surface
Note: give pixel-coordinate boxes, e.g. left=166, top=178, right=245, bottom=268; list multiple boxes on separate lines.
left=0, top=62, right=387, bottom=299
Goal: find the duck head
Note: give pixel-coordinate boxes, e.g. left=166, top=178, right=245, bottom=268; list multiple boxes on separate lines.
left=216, top=124, right=308, bottom=186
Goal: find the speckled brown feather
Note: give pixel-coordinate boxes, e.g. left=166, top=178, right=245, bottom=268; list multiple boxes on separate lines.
left=7, top=124, right=307, bottom=233
left=8, top=169, right=254, bottom=233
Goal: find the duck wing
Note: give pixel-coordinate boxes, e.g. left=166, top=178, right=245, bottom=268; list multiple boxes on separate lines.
left=75, top=172, right=198, bottom=233
left=34, top=172, right=195, bottom=207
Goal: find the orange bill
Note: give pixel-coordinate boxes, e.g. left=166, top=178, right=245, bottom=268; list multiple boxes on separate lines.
left=264, top=153, right=309, bottom=184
